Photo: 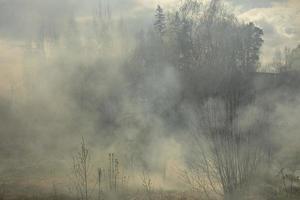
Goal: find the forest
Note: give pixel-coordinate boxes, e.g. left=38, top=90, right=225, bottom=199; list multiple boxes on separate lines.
left=0, top=0, right=300, bottom=200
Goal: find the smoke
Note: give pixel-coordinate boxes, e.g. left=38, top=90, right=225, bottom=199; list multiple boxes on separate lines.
left=0, top=3, right=184, bottom=195
left=0, top=0, right=299, bottom=199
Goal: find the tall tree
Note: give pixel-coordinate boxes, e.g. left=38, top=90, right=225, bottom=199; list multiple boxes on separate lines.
left=154, top=5, right=166, bottom=36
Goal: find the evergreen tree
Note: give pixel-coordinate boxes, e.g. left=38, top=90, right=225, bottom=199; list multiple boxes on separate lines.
left=170, top=11, right=181, bottom=33
left=154, top=5, right=166, bottom=35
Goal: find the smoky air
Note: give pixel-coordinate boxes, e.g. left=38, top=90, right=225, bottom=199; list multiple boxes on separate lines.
left=0, top=0, right=299, bottom=200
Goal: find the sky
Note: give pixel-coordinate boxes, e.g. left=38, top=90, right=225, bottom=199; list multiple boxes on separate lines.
left=0, top=0, right=299, bottom=63
left=234, top=0, right=300, bottom=63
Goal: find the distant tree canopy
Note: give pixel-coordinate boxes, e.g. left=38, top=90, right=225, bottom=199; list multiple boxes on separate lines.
left=131, top=0, right=264, bottom=105
left=271, top=45, right=300, bottom=72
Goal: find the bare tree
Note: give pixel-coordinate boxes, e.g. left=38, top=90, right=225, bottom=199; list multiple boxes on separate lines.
left=97, top=168, right=102, bottom=200
left=161, top=1, right=265, bottom=198
left=185, top=98, right=267, bottom=200
left=72, top=137, right=90, bottom=200
left=140, top=170, right=152, bottom=200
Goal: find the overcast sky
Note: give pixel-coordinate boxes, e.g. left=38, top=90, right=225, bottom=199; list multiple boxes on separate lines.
left=0, top=0, right=299, bottom=63
left=233, top=0, right=300, bottom=63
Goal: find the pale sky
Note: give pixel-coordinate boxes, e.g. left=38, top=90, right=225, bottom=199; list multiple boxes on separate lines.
left=235, top=0, right=300, bottom=63
left=0, top=0, right=299, bottom=62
